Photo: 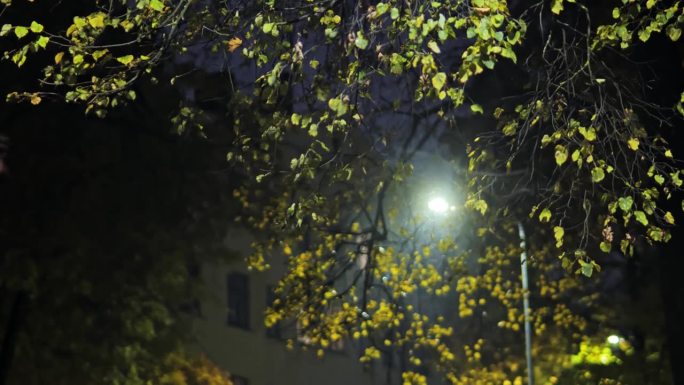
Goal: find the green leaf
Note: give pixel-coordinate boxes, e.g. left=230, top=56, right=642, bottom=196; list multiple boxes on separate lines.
left=500, top=47, right=517, bottom=63
left=473, top=199, right=488, bottom=215
left=431, top=72, right=446, bottom=91
left=539, top=208, right=552, bottom=223
left=150, top=0, right=165, bottom=11
left=470, top=104, right=483, bottom=114
left=654, top=174, right=665, bottom=185
left=664, top=211, right=675, bottom=225
left=92, top=49, right=108, bottom=61
left=427, top=40, right=441, bottom=54
left=579, top=260, right=593, bottom=277
left=14, top=26, right=29, bottom=39
left=116, top=55, right=134, bottom=65
left=29, top=21, right=44, bottom=33
left=571, top=149, right=582, bottom=163
left=591, top=167, right=605, bottom=183
left=354, top=35, right=369, bottom=50
left=634, top=210, right=648, bottom=226
left=600, top=241, right=611, bottom=253
left=0, top=24, right=12, bottom=36
left=554, top=145, right=568, bottom=166
left=668, top=26, right=681, bottom=41
left=376, top=3, right=389, bottom=15
left=290, top=113, right=301, bottom=126
left=579, top=126, right=596, bottom=141
left=327, top=98, right=348, bottom=117
left=36, top=35, right=49, bottom=49
left=502, top=121, right=517, bottom=136
left=11, top=49, right=26, bottom=67
left=618, top=196, right=633, bottom=212
left=390, top=7, right=400, bottom=20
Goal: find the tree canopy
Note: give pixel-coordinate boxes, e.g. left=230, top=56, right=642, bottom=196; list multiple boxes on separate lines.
left=1, top=0, right=683, bottom=384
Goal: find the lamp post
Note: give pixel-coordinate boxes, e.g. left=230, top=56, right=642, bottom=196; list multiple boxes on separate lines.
left=427, top=197, right=534, bottom=385
left=518, top=222, right=534, bottom=385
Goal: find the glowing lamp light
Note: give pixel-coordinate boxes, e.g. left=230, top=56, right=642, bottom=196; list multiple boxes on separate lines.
left=607, top=335, right=620, bottom=345
left=427, top=197, right=450, bottom=214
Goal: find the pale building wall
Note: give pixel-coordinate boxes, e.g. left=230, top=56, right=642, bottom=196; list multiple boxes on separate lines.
left=192, top=229, right=399, bottom=385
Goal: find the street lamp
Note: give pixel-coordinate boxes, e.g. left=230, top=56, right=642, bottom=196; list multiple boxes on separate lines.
left=427, top=197, right=535, bottom=385
left=427, top=196, right=450, bottom=215
left=607, top=335, right=621, bottom=345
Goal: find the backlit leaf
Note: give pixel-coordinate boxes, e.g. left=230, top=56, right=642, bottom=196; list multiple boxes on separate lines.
left=591, top=167, right=605, bottom=183
left=14, top=26, right=28, bottom=39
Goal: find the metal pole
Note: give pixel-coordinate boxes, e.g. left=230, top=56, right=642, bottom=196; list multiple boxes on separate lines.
left=518, top=222, right=534, bottom=385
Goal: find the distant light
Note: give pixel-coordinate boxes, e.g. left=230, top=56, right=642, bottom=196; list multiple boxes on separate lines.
left=428, top=197, right=450, bottom=214
left=607, top=335, right=620, bottom=345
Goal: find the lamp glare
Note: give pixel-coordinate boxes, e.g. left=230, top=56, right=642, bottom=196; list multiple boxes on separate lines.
left=607, top=335, right=620, bottom=345
left=428, top=197, right=449, bottom=214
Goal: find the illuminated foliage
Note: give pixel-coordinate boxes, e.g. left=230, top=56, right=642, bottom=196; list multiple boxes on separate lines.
left=1, top=0, right=681, bottom=383
left=159, top=352, right=234, bottom=385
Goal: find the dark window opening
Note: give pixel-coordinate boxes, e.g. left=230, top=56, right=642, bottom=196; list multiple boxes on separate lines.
left=180, top=262, right=202, bottom=316
left=231, top=374, right=249, bottom=385
left=227, top=272, right=249, bottom=329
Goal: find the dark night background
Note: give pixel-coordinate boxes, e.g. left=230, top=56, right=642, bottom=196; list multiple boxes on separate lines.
left=1, top=1, right=684, bottom=385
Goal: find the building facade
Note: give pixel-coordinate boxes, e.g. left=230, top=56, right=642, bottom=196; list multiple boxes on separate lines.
left=193, top=229, right=400, bottom=385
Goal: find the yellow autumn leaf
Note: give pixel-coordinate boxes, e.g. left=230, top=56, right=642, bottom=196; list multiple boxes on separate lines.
left=539, top=208, right=552, bottom=223
left=54, top=52, right=64, bottom=64
left=226, top=37, right=242, bottom=53
left=92, top=49, right=108, bottom=61
left=88, top=13, right=106, bottom=29
left=627, top=137, right=639, bottom=151
left=116, top=55, right=135, bottom=65
left=553, top=226, right=564, bottom=248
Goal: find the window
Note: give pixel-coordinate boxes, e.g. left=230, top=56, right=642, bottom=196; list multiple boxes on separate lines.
left=179, top=262, right=202, bottom=316
left=265, top=285, right=281, bottom=339
left=231, top=374, right=249, bottom=385
left=227, top=272, right=249, bottom=329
